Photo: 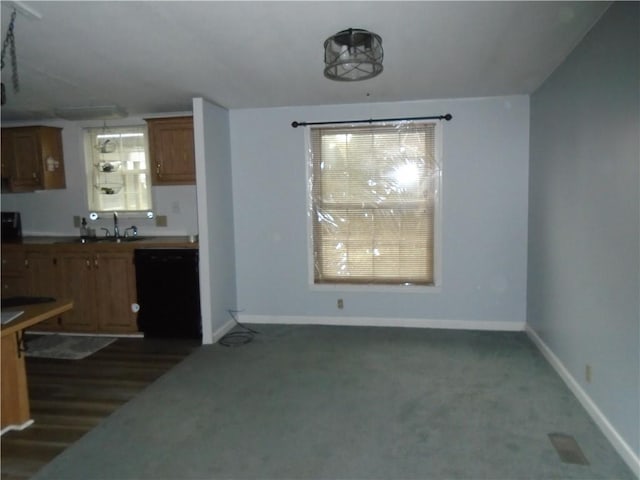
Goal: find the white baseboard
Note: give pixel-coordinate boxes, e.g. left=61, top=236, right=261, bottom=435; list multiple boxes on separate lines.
left=237, top=314, right=524, bottom=331
left=526, top=326, right=640, bottom=478
left=209, top=318, right=237, bottom=345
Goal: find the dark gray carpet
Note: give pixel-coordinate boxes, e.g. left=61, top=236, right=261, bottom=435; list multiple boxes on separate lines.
left=32, top=325, right=634, bottom=479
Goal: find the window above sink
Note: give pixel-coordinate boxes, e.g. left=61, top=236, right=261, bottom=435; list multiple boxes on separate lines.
left=84, top=125, right=153, bottom=214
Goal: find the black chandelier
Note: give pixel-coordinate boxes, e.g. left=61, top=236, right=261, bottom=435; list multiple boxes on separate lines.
left=323, top=28, right=383, bottom=82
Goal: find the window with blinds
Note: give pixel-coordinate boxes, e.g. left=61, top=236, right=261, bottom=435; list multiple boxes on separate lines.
left=84, top=126, right=152, bottom=212
left=310, top=122, right=440, bottom=286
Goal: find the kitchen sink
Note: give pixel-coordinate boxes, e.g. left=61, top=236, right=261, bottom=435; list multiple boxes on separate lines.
left=58, top=237, right=102, bottom=244
left=102, top=236, right=151, bottom=243
left=59, top=236, right=152, bottom=244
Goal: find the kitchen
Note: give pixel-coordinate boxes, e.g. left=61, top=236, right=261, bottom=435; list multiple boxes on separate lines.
left=0, top=101, right=234, bottom=476
left=1, top=104, right=234, bottom=343
left=1, top=114, right=204, bottom=336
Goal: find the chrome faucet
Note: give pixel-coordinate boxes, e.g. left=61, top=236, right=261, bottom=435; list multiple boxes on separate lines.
left=113, top=212, right=120, bottom=239
left=124, top=225, right=138, bottom=238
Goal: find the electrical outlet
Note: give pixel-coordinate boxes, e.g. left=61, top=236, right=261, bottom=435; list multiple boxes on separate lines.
left=337, top=298, right=344, bottom=309
left=156, top=215, right=168, bottom=227
left=73, top=216, right=80, bottom=228
left=585, top=364, right=592, bottom=383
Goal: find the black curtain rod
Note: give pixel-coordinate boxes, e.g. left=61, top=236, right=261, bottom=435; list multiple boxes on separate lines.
left=291, top=113, right=452, bottom=128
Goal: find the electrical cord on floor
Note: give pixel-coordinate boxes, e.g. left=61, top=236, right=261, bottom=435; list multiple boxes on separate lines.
left=218, top=310, right=260, bottom=347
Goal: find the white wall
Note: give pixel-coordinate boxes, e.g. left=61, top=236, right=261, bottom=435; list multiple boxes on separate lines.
left=230, top=95, right=529, bottom=329
left=193, top=98, right=237, bottom=344
left=1, top=115, right=198, bottom=237
left=528, top=2, right=639, bottom=472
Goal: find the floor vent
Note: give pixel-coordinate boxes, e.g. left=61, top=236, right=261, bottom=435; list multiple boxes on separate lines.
left=548, top=432, right=590, bottom=465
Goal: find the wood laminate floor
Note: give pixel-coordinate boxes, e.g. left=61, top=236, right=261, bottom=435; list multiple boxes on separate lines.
left=0, top=336, right=200, bottom=480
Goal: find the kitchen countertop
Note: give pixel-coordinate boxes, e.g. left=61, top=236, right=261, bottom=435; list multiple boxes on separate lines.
left=3, top=236, right=198, bottom=249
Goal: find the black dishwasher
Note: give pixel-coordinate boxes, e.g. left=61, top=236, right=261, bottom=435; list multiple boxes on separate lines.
left=134, top=249, right=201, bottom=339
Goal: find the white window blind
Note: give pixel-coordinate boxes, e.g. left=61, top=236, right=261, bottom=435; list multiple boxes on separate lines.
left=85, top=126, right=152, bottom=212
left=310, top=122, right=439, bottom=285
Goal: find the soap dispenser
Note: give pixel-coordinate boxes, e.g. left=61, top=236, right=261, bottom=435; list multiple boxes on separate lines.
left=80, top=217, right=89, bottom=239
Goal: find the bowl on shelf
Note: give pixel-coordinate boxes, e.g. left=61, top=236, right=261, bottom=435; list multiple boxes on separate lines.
left=96, top=161, right=122, bottom=173
left=95, top=184, right=123, bottom=195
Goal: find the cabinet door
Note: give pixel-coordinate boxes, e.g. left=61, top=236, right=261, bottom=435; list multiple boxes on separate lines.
left=37, top=127, right=66, bottom=190
left=1, top=276, right=26, bottom=298
left=10, top=129, right=42, bottom=191
left=24, top=251, right=62, bottom=331
left=57, top=253, right=98, bottom=332
left=1, top=248, right=25, bottom=276
left=1, top=248, right=26, bottom=297
left=147, top=117, right=195, bottom=185
left=25, top=252, right=58, bottom=298
left=93, top=252, right=138, bottom=333
left=0, top=127, right=65, bottom=192
left=1, top=130, right=14, bottom=180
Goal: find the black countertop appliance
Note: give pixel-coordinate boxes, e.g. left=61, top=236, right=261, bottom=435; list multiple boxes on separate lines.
left=134, top=249, right=201, bottom=339
left=1, top=212, right=22, bottom=242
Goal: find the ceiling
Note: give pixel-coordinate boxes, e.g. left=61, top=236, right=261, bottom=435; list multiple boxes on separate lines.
left=0, top=1, right=609, bottom=122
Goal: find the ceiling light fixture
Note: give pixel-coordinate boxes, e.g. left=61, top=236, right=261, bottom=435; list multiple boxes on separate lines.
left=323, top=28, right=383, bottom=82
left=54, top=105, right=128, bottom=121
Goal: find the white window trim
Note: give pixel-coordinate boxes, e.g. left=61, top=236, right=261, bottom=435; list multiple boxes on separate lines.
left=305, top=120, right=443, bottom=293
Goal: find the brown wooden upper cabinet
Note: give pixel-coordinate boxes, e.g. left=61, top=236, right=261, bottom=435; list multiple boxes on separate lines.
left=1, top=126, right=66, bottom=192
left=145, top=116, right=196, bottom=185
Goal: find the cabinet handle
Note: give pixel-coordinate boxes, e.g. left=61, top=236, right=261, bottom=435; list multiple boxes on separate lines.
left=94, top=257, right=99, bottom=269
left=85, top=259, right=91, bottom=269
left=156, top=163, right=161, bottom=177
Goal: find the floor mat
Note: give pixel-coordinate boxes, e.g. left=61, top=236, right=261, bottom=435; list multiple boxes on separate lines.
left=25, top=334, right=117, bottom=360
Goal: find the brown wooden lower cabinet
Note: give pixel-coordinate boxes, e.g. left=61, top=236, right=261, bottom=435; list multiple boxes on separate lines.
left=1, top=247, right=27, bottom=299
left=24, top=250, right=63, bottom=331
left=6, top=246, right=139, bottom=334
left=56, top=251, right=101, bottom=332
left=92, top=251, right=138, bottom=333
